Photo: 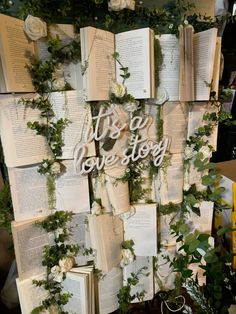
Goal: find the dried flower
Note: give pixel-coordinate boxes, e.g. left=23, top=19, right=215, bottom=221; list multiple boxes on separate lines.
left=108, top=0, right=135, bottom=11
left=120, top=248, right=135, bottom=267
left=51, top=162, right=61, bottom=175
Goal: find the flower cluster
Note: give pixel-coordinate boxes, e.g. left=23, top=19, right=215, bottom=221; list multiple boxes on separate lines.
left=108, top=0, right=135, bottom=11
left=50, top=257, right=75, bottom=282
left=120, top=239, right=135, bottom=267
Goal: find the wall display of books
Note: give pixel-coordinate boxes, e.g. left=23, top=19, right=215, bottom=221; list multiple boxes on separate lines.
left=0, top=1, right=236, bottom=314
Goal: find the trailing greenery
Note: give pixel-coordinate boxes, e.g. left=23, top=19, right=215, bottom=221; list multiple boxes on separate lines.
left=117, top=266, right=149, bottom=313
left=31, top=211, right=80, bottom=314
left=0, top=183, right=13, bottom=234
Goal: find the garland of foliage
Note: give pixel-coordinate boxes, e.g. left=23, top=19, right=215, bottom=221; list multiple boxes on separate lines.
left=1, top=0, right=236, bottom=313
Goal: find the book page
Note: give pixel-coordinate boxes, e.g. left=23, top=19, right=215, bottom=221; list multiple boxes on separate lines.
left=56, top=160, right=90, bottom=213
left=193, top=28, right=217, bottom=100
left=0, top=14, right=35, bottom=92
left=156, top=153, right=184, bottom=205
left=123, top=256, right=154, bottom=302
left=212, top=37, right=222, bottom=98
left=67, top=213, right=92, bottom=266
left=50, top=90, right=96, bottom=158
left=8, top=165, right=49, bottom=222
left=16, top=275, right=48, bottom=314
left=12, top=218, right=51, bottom=280
left=186, top=201, right=214, bottom=234
left=124, top=203, right=157, bottom=256
left=0, top=94, right=51, bottom=167
left=80, top=26, right=115, bottom=101
left=187, top=0, right=215, bottom=19
left=179, top=25, right=194, bottom=101
left=36, top=24, right=83, bottom=91
left=187, top=102, right=218, bottom=150
left=62, top=272, right=89, bottom=314
left=156, top=34, right=180, bottom=101
left=154, top=247, right=176, bottom=293
left=163, top=102, right=188, bottom=153
left=98, top=267, right=122, bottom=314
left=88, top=214, right=123, bottom=272
left=116, top=28, right=154, bottom=99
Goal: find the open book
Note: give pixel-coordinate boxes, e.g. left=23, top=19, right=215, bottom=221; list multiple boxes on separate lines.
left=88, top=213, right=123, bottom=272
left=80, top=26, right=155, bottom=101
left=157, top=27, right=219, bottom=101
left=8, top=160, right=90, bottom=222
left=12, top=217, right=51, bottom=280
left=16, top=266, right=95, bottom=314
left=0, top=14, right=35, bottom=93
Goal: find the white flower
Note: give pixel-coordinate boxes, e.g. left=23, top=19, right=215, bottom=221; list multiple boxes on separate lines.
left=125, top=0, right=135, bottom=10
left=183, top=183, right=191, bottom=191
left=59, top=257, right=74, bottom=273
left=184, top=145, right=195, bottom=160
left=50, top=265, right=63, bottom=283
left=52, top=78, right=66, bottom=91
left=91, top=201, right=102, bottom=215
left=169, top=24, right=173, bottom=29
left=120, top=248, right=134, bottom=267
left=110, top=82, right=126, bottom=98
left=42, top=161, right=48, bottom=168
left=184, top=19, right=188, bottom=25
left=124, top=101, right=138, bottom=112
left=199, top=145, right=212, bottom=160
left=155, top=87, right=169, bottom=105
left=55, top=228, right=64, bottom=238
left=23, top=15, right=47, bottom=41
left=50, top=162, right=61, bottom=175
left=108, top=0, right=135, bottom=11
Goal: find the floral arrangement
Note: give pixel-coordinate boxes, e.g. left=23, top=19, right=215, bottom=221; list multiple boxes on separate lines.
left=1, top=1, right=236, bottom=313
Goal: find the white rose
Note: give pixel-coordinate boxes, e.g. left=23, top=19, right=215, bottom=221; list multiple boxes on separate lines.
left=108, top=0, right=127, bottom=11
left=110, top=82, right=126, bottom=98
left=124, top=101, right=138, bottom=112
left=59, top=257, right=74, bottom=273
left=91, top=201, right=102, bottom=215
left=50, top=162, right=61, bottom=175
left=155, top=87, right=169, bottom=105
left=50, top=265, right=63, bottom=283
left=52, top=78, right=66, bottom=91
left=55, top=228, right=64, bottom=238
left=23, top=15, right=47, bottom=41
left=125, top=0, right=135, bottom=10
left=120, top=248, right=134, bottom=267
left=199, top=145, right=212, bottom=160
left=184, top=145, right=195, bottom=160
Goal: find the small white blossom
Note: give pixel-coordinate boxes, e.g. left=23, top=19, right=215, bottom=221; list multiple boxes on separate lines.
left=110, top=81, right=126, bottom=98
left=183, top=183, right=191, bottom=191
left=184, top=145, right=196, bottom=160
left=55, top=228, right=64, bottom=238
left=42, top=162, right=48, bottom=168
left=184, top=19, right=188, bottom=25
left=52, top=77, right=66, bottom=91
left=199, top=145, right=212, bottom=160
left=91, top=201, right=102, bottom=216
left=50, top=265, right=63, bottom=283
left=120, top=248, right=134, bottom=267
left=59, top=257, right=74, bottom=273
left=24, top=15, right=47, bottom=41
left=50, top=162, right=61, bottom=175
left=124, top=101, right=138, bottom=112
left=169, top=24, right=173, bottom=29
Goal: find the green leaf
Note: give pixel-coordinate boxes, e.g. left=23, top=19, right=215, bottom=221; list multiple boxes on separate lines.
left=189, top=239, right=200, bottom=253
